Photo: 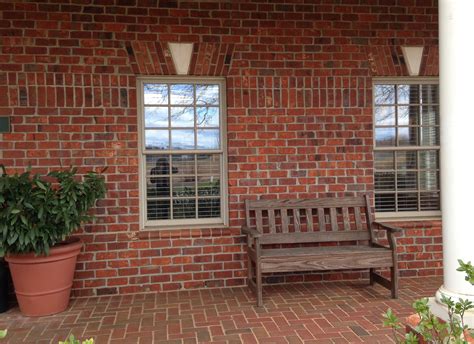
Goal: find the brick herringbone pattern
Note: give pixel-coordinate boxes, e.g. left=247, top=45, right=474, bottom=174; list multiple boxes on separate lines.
left=0, top=277, right=441, bottom=343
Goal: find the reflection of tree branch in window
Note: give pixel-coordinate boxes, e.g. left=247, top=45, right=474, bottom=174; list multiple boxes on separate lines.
left=169, top=85, right=218, bottom=126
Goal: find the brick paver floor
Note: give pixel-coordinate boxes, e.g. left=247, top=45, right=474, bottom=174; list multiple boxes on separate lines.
left=0, top=277, right=441, bottom=343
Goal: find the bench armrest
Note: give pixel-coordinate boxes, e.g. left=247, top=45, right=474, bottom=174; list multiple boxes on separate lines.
left=373, top=221, right=402, bottom=233
left=241, top=225, right=262, bottom=238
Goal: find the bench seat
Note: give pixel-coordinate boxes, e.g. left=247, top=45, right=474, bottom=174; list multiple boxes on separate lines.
left=261, top=246, right=393, bottom=273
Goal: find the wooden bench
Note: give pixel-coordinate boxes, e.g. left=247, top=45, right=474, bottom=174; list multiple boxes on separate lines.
left=242, top=195, right=401, bottom=306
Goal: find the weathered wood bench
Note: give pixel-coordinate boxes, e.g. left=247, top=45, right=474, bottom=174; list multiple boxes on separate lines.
left=242, top=195, right=401, bottom=306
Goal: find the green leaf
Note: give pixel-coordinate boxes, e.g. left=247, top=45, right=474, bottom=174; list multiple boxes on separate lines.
left=0, top=329, right=7, bottom=339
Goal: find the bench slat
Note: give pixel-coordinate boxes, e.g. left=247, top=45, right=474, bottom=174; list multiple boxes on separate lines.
left=259, top=230, right=370, bottom=245
left=354, top=207, right=363, bottom=230
left=342, top=207, right=350, bottom=231
left=294, top=208, right=301, bottom=232
left=268, top=209, right=276, bottom=233
left=318, top=208, right=325, bottom=231
left=256, top=209, right=263, bottom=234
left=306, top=208, right=314, bottom=231
left=330, top=208, right=337, bottom=231
left=281, top=208, right=289, bottom=233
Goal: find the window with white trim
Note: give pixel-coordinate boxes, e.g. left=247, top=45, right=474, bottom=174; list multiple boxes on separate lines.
left=138, top=78, right=227, bottom=228
left=373, top=80, right=440, bottom=218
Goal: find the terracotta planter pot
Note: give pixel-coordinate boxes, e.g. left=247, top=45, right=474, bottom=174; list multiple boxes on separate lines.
left=5, top=238, right=82, bottom=317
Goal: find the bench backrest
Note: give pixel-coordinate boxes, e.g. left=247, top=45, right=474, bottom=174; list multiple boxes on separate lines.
left=245, top=195, right=375, bottom=245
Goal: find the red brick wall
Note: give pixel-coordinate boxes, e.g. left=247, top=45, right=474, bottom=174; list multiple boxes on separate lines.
left=0, top=0, right=441, bottom=297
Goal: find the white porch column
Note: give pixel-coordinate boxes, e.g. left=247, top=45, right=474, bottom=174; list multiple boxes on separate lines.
left=434, top=0, right=474, bottom=326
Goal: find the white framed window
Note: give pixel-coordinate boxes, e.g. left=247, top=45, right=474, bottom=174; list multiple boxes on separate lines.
left=137, top=77, right=228, bottom=229
left=373, top=79, right=441, bottom=220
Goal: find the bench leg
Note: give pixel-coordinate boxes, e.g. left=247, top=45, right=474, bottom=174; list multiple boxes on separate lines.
left=247, top=256, right=254, bottom=288
left=256, top=263, right=263, bottom=307
left=369, top=268, right=375, bottom=285
left=390, top=266, right=399, bottom=299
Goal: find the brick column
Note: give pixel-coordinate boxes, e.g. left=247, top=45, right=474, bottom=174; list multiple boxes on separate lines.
left=434, top=0, right=474, bottom=327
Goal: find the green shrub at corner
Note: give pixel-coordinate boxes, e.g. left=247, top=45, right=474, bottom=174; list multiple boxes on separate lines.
left=0, top=166, right=106, bottom=256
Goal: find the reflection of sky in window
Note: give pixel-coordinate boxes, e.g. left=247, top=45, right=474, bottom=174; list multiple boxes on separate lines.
left=374, top=85, right=395, bottom=105
left=145, top=130, right=169, bottom=150
left=144, top=84, right=168, bottom=105
left=171, top=107, right=194, bottom=127
left=170, top=84, right=194, bottom=105
left=197, top=107, right=219, bottom=127
left=196, top=85, right=219, bottom=105
left=171, top=129, right=195, bottom=149
left=145, top=107, right=168, bottom=127
left=197, top=129, right=220, bottom=149
left=397, top=85, right=419, bottom=104
left=375, top=127, right=396, bottom=146
left=375, top=106, right=395, bottom=126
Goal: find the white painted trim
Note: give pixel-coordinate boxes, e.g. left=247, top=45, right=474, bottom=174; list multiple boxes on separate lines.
left=401, top=46, right=424, bottom=76
left=168, top=43, right=194, bottom=75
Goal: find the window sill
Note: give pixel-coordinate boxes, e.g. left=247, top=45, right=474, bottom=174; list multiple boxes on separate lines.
left=375, top=211, right=441, bottom=223
left=138, top=223, right=230, bottom=239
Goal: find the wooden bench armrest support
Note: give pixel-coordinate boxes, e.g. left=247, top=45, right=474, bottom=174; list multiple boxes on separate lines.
left=373, top=221, right=403, bottom=233
left=241, top=226, right=262, bottom=238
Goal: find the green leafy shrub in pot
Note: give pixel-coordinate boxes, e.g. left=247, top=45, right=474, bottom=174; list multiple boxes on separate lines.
left=0, top=166, right=106, bottom=256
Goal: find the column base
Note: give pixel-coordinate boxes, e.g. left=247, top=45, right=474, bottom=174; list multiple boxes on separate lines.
left=430, top=287, right=474, bottom=328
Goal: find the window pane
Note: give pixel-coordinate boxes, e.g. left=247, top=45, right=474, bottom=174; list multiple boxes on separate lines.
left=144, top=84, right=168, bottom=105
left=172, top=154, right=195, bottom=175
left=375, top=127, right=396, bottom=147
left=421, top=105, right=439, bottom=126
left=196, top=84, right=219, bottom=105
left=172, top=176, right=195, bottom=197
left=171, top=129, right=195, bottom=149
left=145, top=107, right=168, bottom=128
left=421, top=84, right=438, bottom=104
left=374, top=151, right=394, bottom=170
left=420, top=171, right=439, bottom=190
left=397, top=171, right=417, bottom=190
left=173, top=199, right=196, bottom=219
left=375, top=172, right=395, bottom=191
left=396, top=151, right=417, bottom=170
left=375, top=194, right=395, bottom=212
left=419, top=150, right=439, bottom=169
left=171, top=107, right=194, bottom=127
left=197, top=154, right=221, bottom=174
left=420, top=192, right=440, bottom=210
left=197, top=107, right=219, bottom=127
left=198, top=198, right=221, bottom=218
left=145, top=129, right=169, bottom=150
left=397, top=85, right=419, bottom=104
left=398, top=127, right=418, bottom=146
left=170, top=84, right=194, bottom=105
left=374, top=106, right=395, bottom=126
left=148, top=200, right=171, bottom=220
left=198, top=176, right=220, bottom=196
left=421, top=127, right=439, bottom=146
left=374, top=85, right=395, bottom=105
left=398, top=106, right=419, bottom=126
left=197, top=129, right=220, bottom=149
left=397, top=193, right=418, bottom=211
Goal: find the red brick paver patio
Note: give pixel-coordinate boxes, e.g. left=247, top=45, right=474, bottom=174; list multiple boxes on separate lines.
left=0, top=277, right=441, bottom=344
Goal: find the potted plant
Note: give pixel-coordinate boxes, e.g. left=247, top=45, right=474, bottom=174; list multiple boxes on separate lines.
left=0, top=166, right=106, bottom=316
